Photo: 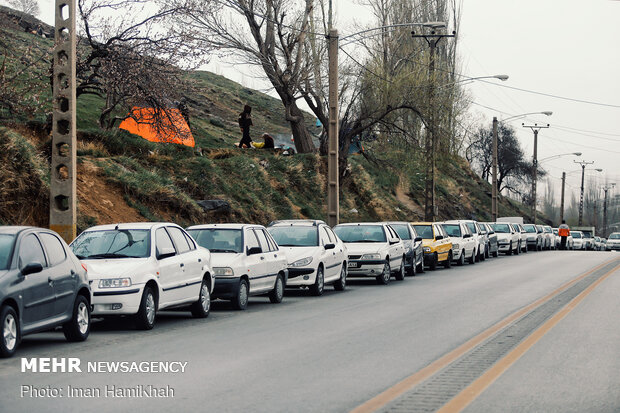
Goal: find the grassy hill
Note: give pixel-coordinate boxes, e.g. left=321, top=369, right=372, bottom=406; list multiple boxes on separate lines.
left=0, top=7, right=537, bottom=232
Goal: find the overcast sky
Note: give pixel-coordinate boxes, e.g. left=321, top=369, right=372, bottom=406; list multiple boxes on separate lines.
left=24, top=0, right=620, bottom=202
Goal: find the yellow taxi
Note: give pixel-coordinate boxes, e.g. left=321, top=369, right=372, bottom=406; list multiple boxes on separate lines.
left=410, top=222, right=453, bottom=270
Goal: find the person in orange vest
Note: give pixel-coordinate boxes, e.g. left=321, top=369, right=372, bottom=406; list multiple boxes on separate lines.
left=558, top=220, right=570, bottom=250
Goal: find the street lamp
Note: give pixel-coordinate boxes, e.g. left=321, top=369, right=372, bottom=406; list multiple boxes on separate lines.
left=491, top=111, right=552, bottom=221
left=539, top=152, right=582, bottom=163
left=573, top=160, right=602, bottom=226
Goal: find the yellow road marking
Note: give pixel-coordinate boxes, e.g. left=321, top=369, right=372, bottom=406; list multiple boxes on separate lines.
left=437, top=260, right=620, bottom=413
left=351, top=258, right=618, bottom=413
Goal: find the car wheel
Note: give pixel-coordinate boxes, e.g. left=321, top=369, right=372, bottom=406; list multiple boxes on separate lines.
left=523, top=243, right=528, bottom=253
left=376, top=261, right=391, bottom=284
left=507, top=243, right=513, bottom=255
left=485, top=245, right=490, bottom=259
left=269, top=274, right=284, bottom=303
left=0, top=305, right=19, bottom=358
left=443, top=251, right=452, bottom=268
left=232, top=278, right=249, bottom=310
left=310, top=266, right=325, bottom=296
left=407, top=256, right=416, bottom=276
left=515, top=242, right=520, bottom=255
left=135, top=286, right=157, bottom=330
left=469, top=249, right=476, bottom=264
left=457, top=250, right=465, bottom=266
left=492, top=250, right=499, bottom=258
left=429, top=253, right=438, bottom=271
left=417, top=258, right=425, bottom=274
left=334, top=264, right=347, bottom=291
left=63, top=295, right=90, bottom=342
left=191, top=279, right=211, bottom=318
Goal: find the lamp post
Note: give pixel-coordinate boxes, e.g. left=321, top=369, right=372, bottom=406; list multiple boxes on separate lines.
left=490, top=112, right=552, bottom=221
left=522, top=123, right=550, bottom=224
left=574, top=160, right=601, bottom=226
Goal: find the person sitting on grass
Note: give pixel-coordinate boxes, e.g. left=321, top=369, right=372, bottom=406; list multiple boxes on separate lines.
left=251, top=133, right=275, bottom=149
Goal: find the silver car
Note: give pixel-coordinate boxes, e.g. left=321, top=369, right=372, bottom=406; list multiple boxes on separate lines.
left=386, top=222, right=425, bottom=275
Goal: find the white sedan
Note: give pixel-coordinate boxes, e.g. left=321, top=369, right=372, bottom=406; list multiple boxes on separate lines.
left=491, top=223, right=520, bottom=255
left=187, top=224, right=288, bottom=310
left=267, top=220, right=347, bottom=296
left=71, top=223, right=213, bottom=329
left=333, top=223, right=405, bottom=285
left=442, top=221, right=477, bottom=265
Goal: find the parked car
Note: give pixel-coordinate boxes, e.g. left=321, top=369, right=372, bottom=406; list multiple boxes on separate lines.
left=462, top=220, right=486, bottom=261
left=606, top=232, right=620, bottom=251
left=482, top=223, right=500, bottom=258
left=385, top=222, right=425, bottom=275
left=543, top=226, right=555, bottom=250
left=593, top=236, right=602, bottom=251
left=1, top=226, right=91, bottom=357
left=333, top=223, right=406, bottom=285
left=535, top=225, right=550, bottom=250
left=266, top=220, right=346, bottom=296
left=552, top=228, right=561, bottom=248
left=491, top=223, right=520, bottom=255
left=571, top=231, right=586, bottom=250
left=71, top=223, right=213, bottom=329
left=582, top=231, right=595, bottom=250
left=523, top=224, right=543, bottom=251
left=599, top=238, right=607, bottom=251
left=188, top=224, right=288, bottom=309
left=411, top=222, right=453, bottom=270
left=442, top=221, right=477, bottom=265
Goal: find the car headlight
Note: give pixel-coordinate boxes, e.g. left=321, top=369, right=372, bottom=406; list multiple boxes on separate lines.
left=291, top=257, right=313, bottom=267
left=214, top=267, right=234, bottom=276
left=452, top=243, right=459, bottom=250
left=361, top=253, right=381, bottom=260
left=423, top=247, right=431, bottom=253
left=99, top=278, right=132, bottom=288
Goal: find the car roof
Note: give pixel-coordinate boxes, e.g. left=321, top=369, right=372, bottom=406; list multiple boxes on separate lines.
left=269, top=219, right=325, bottom=227
left=81, top=222, right=175, bottom=231
left=335, top=222, right=387, bottom=226
left=443, top=220, right=465, bottom=224
left=0, top=226, right=58, bottom=235
left=410, top=222, right=434, bottom=225
left=382, top=221, right=410, bottom=225
left=187, top=223, right=262, bottom=230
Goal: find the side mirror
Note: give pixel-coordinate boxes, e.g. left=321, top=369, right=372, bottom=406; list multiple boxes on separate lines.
left=435, top=235, right=444, bottom=240
left=414, top=236, right=422, bottom=242
left=324, top=243, right=335, bottom=250
left=157, top=247, right=176, bottom=260
left=21, top=262, right=43, bottom=276
left=247, top=246, right=262, bottom=256
left=389, top=239, right=399, bottom=245
left=463, top=233, right=471, bottom=238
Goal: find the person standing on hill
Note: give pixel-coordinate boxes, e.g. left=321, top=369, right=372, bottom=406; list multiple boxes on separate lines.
left=558, top=220, right=570, bottom=250
left=238, top=105, right=253, bottom=148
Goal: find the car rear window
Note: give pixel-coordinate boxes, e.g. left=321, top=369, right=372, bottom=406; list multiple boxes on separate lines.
left=0, top=234, right=15, bottom=270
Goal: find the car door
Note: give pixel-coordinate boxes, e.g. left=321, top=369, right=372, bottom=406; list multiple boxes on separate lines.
left=327, top=227, right=345, bottom=279
left=154, top=227, right=183, bottom=306
left=39, top=232, right=77, bottom=316
left=264, top=229, right=286, bottom=275
left=386, top=226, right=403, bottom=268
left=166, top=226, right=200, bottom=303
left=17, top=233, right=56, bottom=325
left=250, top=228, right=272, bottom=292
left=318, top=226, right=337, bottom=280
left=180, top=229, right=204, bottom=295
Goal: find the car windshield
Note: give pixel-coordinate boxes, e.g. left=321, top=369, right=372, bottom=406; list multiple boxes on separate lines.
left=390, top=224, right=411, bottom=240
left=523, top=225, right=537, bottom=233
left=412, top=225, right=433, bottom=240
left=268, top=226, right=317, bottom=247
left=492, top=223, right=511, bottom=233
left=188, top=228, right=243, bottom=252
left=0, top=234, right=16, bottom=270
left=442, top=224, right=462, bottom=238
left=333, top=225, right=386, bottom=243
left=71, top=229, right=150, bottom=259
left=610, top=233, right=620, bottom=239
left=582, top=233, right=592, bottom=238
left=572, top=232, right=582, bottom=239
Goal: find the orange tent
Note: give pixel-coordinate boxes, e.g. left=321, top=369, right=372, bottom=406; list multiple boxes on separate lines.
left=119, top=107, right=195, bottom=147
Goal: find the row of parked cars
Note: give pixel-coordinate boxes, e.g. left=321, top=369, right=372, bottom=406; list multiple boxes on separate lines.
left=0, top=219, right=612, bottom=357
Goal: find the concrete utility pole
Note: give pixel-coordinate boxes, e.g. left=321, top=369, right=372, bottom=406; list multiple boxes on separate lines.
left=522, top=123, right=549, bottom=224
left=412, top=28, right=455, bottom=222
left=602, top=183, right=616, bottom=237
left=575, top=160, right=594, bottom=226
left=50, top=0, right=77, bottom=242
left=560, top=172, right=566, bottom=223
left=492, top=117, right=498, bottom=221
left=327, top=29, right=339, bottom=227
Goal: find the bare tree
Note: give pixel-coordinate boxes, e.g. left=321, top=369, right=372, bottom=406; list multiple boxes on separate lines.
left=8, top=0, right=39, bottom=16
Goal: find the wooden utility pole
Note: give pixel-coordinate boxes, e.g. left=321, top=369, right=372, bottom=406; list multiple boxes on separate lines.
left=522, top=123, right=549, bottom=224
left=327, top=29, right=339, bottom=227
left=492, top=117, right=498, bottom=221
left=50, top=0, right=77, bottom=242
left=560, top=172, right=566, bottom=223
left=575, top=160, right=594, bottom=226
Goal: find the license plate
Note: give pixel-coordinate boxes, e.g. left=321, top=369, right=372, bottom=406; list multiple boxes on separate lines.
left=348, top=262, right=358, bottom=268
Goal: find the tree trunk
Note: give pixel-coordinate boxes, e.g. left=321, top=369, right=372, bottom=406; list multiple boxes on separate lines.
left=285, top=100, right=315, bottom=153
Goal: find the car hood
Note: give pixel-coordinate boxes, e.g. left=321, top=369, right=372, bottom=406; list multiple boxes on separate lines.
left=210, top=252, right=244, bottom=268
left=82, top=258, right=150, bottom=279
left=281, top=247, right=318, bottom=264
left=495, top=233, right=511, bottom=241
left=344, top=242, right=387, bottom=255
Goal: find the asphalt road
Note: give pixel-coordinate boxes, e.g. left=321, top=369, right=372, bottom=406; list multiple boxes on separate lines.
left=0, top=250, right=618, bottom=413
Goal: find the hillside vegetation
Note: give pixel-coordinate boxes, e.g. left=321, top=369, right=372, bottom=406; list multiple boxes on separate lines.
left=0, top=8, right=536, bottom=232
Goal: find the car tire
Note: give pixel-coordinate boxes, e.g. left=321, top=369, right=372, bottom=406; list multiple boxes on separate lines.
left=376, top=261, right=391, bottom=284
left=515, top=243, right=520, bottom=255
left=135, top=286, right=157, bottom=330
left=429, top=254, right=438, bottom=271
left=469, top=249, right=476, bottom=264
left=485, top=245, right=490, bottom=259
left=63, top=295, right=90, bottom=342
left=269, top=274, right=284, bottom=303
left=457, top=250, right=465, bottom=266
left=0, top=305, right=19, bottom=358
left=232, top=278, right=249, bottom=310
left=443, top=251, right=452, bottom=268
left=334, top=264, right=347, bottom=291
left=395, top=259, right=405, bottom=281
left=507, top=243, right=513, bottom=255
left=417, top=258, right=425, bottom=274
left=407, top=256, right=416, bottom=276
left=492, top=250, right=499, bottom=258
left=523, top=244, right=528, bottom=253
left=310, top=266, right=325, bottom=296
left=191, top=279, right=211, bottom=318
